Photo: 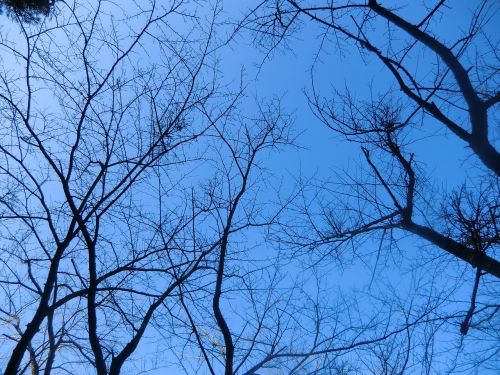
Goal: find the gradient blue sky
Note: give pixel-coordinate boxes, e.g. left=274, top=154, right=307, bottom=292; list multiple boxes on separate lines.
left=0, top=1, right=497, bottom=374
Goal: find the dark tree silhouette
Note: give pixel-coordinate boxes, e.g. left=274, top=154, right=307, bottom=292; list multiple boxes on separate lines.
left=249, top=0, right=499, bottom=278
left=1, top=0, right=498, bottom=374
left=0, top=1, right=229, bottom=373
left=0, top=1, right=416, bottom=374
left=0, top=0, right=55, bottom=22
left=246, top=0, right=499, bottom=372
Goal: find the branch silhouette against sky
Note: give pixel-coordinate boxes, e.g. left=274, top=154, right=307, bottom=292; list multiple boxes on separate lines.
left=0, top=0, right=498, bottom=374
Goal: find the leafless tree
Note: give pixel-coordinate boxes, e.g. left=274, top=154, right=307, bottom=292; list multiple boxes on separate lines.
left=245, top=0, right=499, bottom=372
left=0, top=0, right=234, bottom=373
left=0, top=1, right=374, bottom=374
left=2, top=0, right=498, bottom=374
left=162, top=100, right=484, bottom=374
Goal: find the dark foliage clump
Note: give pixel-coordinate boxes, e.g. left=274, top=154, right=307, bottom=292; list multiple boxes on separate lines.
left=0, top=0, right=55, bottom=23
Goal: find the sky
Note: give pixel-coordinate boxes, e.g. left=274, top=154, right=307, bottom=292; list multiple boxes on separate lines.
left=0, top=0, right=498, bottom=374
left=169, top=1, right=498, bottom=372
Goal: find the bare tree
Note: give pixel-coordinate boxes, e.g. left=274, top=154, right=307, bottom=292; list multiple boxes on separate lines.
left=162, top=100, right=476, bottom=374
left=2, top=0, right=498, bottom=373
left=0, top=0, right=234, bottom=373
left=1, top=1, right=363, bottom=374
left=245, top=0, right=500, bottom=372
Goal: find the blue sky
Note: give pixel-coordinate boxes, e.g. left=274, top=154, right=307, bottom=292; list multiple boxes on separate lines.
left=0, top=1, right=498, bottom=374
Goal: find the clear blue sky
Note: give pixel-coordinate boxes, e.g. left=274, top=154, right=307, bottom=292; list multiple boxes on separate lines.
left=0, top=1, right=497, bottom=374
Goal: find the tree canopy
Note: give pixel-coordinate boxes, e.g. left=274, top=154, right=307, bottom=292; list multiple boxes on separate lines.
left=0, top=1, right=498, bottom=374
left=0, top=0, right=54, bottom=22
